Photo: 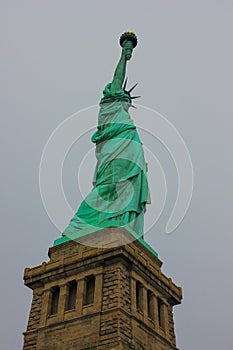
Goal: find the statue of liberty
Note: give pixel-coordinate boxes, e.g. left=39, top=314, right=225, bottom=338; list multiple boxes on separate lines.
left=62, top=31, right=150, bottom=241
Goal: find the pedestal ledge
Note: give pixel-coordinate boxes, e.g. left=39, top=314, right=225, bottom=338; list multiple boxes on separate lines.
left=53, top=227, right=159, bottom=258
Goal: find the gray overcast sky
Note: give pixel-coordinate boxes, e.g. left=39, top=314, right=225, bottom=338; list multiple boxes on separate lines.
left=1, top=1, right=233, bottom=349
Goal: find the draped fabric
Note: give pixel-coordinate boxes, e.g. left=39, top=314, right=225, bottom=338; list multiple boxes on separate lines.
left=62, top=83, right=150, bottom=240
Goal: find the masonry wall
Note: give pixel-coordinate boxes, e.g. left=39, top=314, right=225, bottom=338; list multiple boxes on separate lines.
left=23, top=229, right=182, bottom=350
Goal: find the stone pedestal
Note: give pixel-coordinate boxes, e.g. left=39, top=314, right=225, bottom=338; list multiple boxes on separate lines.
left=22, top=228, right=182, bottom=350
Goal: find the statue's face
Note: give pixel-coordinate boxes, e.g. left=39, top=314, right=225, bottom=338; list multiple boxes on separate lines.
left=124, top=41, right=133, bottom=60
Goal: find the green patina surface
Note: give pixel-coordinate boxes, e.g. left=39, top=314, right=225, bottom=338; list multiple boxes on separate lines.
left=54, top=32, right=156, bottom=256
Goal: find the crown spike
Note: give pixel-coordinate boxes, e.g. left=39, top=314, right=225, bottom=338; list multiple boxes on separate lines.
left=131, top=95, right=141, bottom=99
left=128, top=83, right=138, bottom=94
left=123, top=77, right=128, bottom=90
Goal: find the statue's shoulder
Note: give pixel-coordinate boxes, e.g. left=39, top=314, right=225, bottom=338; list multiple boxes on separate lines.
left=100, top=83, right=129, bottom=105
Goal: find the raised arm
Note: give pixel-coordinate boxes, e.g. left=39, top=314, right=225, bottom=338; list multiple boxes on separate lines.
left=111, top=40, right=134, bottom=93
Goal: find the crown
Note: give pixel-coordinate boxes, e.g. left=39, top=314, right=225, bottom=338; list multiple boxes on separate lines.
left=123, top=78, right=141, bottom=108
left=120, top=31, right=138, bottom=48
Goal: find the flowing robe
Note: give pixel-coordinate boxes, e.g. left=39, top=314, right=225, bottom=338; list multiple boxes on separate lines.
left=62, top=83, right=150, bottom=239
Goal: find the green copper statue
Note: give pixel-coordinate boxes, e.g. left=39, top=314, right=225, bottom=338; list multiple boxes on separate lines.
left=62, top=31, right=150, bottom=240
